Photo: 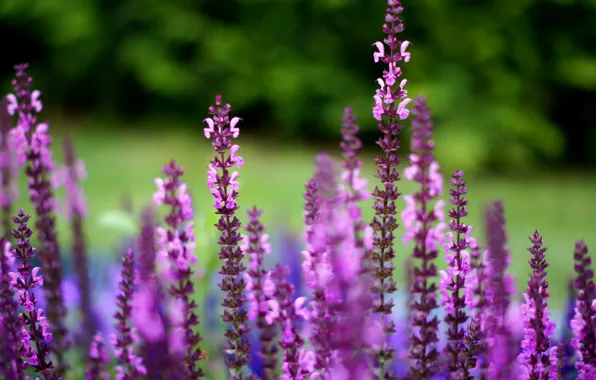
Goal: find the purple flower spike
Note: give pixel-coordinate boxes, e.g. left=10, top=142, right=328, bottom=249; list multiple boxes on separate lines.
left=243, top=207, right=278, bottom=379
left=0, top=98, right=19, bottom=237
left=112, top=248, right=147, bottom=379
left=269, top=265, right=312, bottom=380
left=8, top=64, right=68, bottom=370
left=203, top=95, right=251, bottom=378
left=484, top=201, right=517, bottom=379
left=440, top=171, right=471, bottom=372
left=9, top=210, right=57, bottom=378
left=339, top=107, right=370, bottom=250
left=571, top=240, right=596, bottom=378
left=85, top=332, right=109, bottom=380
left=454, top=317, right=482, bottom=379
left=401, top=96, right=444, bottom=377
left=370, top=0, right=411, bottom=374
left=54, top=137, right=95, bottom=348
left=153, top=160, right=205, bottom=378
left=0, top=239, right=24, bottom=378
left=517, top=231, right=557, bottom=379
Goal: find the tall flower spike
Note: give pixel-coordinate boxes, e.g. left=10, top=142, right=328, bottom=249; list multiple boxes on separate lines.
left=571, top=240, right=596, bottom=378
left=243, top=207, right=278, bottom=379
left=203, top=95, right=251, bottom=378
left=339, top=107, right=370, bottom=250
left=54, top=137, right=95, bottom=348
left=0, top=98, right=19, bottom=237
left=370, top=1, right=412, bottom=375
left=484, top=201, right=517, bottom=379
left=0, top=239, right=24, bottom=378
left=8, top=64, right=69, bottom=370
left=153, top=161, right=205, bottom=378
left=9, top=210, right=56, bottom=378
left=112, top=248, right=146, bottom=379
left=85, top=332, right=109, bottom=380
left=401, top=96, right=444, bottom=377
left=517, top=231, right=557, bottom=379
left=440, top=171, right=471, bottom=372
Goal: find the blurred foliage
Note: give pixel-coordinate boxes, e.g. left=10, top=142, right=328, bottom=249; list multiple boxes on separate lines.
left=1, top=0, right=596, bottom=173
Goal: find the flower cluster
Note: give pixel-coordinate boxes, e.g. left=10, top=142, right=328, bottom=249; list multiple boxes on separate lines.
left=370, top=0, right=412, bottom=374
left=0, top=1, right=595, bottom=379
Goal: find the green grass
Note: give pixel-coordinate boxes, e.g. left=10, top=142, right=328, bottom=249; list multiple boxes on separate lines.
left=11, top=125, right=596, bottom=310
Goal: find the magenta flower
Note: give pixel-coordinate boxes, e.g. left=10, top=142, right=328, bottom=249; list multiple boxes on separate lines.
left=8, top=64, right=68, bottom=369
left=85, top=332, right=109, bottom=380
left=517, top=231, right=557, bottom=379
left=9, top=210, right=56, bottom=378
left=401, top=96, right=444, bottom=377
left=243, top=207, right=278, bottom=379
left=203, top=95, right=251, bottom=377
left=153, top=160, right=205, bottom=378
left=571, top=240, right=596, bottom=378
left=111, top=248, right=146, bottom=379
left=440, top=171, right=472, bottom=372
left=370, top=0, right=412, bottom=373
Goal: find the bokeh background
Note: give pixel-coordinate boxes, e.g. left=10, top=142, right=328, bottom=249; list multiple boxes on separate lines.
left=1, top=0, right=596, bottom=314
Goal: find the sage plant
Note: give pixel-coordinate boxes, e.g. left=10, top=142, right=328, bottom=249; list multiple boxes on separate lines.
left=370, top=0, right=412, bottom=374
left=53, top=137, right=94, bottom=348
left=7, top=64, right=68, bottom=369
left=244, top=207, right=278, bottom=379
left=204, top=95, right=251, bottom=377
left=154, top=160, right=205, bottom=378
left=85, top=332, right=109, bottom=380
left=571, top=241, right=596, bottom=378
left=0, top=238, right=23, bottom=378
left=518, top=231, right=557, bottom=379
left=401, top=96, right=444, bottom=377
left=9, top=210, right=56, bottom=379
left=440, top=171, right=471, bottom=372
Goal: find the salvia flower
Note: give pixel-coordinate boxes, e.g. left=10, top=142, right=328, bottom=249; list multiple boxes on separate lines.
left=484, top=201, right=517, bottom=379
left=440, top=171, right=471, bottom=372
left=401, top=96, right=444, bottom=377
left=243, top=207, right=278, bottom=378
left=8, top=64, right=68, bottom=369
left=85, top=332, right=109, bottom=380
left=517, top=231, right=557, bottom=379
left=153, top=160, right=205, bottom=378
left=453, top=317, right=482, bottom=380
left=0, top=238, right=24, bottom=378
left=9, top=210, right=56, bottom=378
left=571, top=240, right=596, bottom=378
left=370, top=0, right=411, bottom=373
left=112, top=248, right=146, bottom=379
left=339, top=107, right=370, bottom=249
left=203, top=95, right=251, bottom=377
left=268, top=265, right=312, bottom=380
left=0, top=98, right=19, bottom=237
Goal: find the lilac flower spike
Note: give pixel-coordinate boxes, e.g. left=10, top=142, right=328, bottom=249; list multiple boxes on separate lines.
left=0, top=98, right=19, bottom=237
left=517, top=231, right=557, bottom=379
left=339, top=107, right=370, bottom=249
left=243, top=207, right=278, bottom=378
left=85, top=332, right=109, bottom=380
left=484, top=201, right=517, bottom=379
left=54, top=137, right=95, bottom=347
left=9, top=210, right=56, bottom=378
left=153, top=160, right=205, bottom=378
left=8, top=64, right=68, bottom=369
left=401, top=96, right=444, bottom=377
left=203, top=95, right=251, bottom=377
left=112, top=248, right=147, bottom=379
left=370, top=1, right=411, bottom=375
left=440, top=171, right=471, bottom=372
left=571, top=241, right=596, bottom=378
left=0, top=239, right=24, bottom=378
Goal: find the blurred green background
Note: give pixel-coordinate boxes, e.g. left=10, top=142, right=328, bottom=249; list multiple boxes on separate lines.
left=1, top=0, right=596, bottom=309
